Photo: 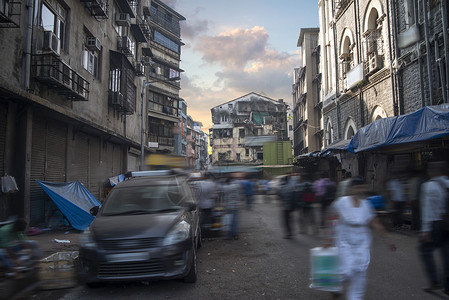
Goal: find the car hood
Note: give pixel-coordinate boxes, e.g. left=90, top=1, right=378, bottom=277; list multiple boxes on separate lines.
left=91, top=211, right=184, bottom=240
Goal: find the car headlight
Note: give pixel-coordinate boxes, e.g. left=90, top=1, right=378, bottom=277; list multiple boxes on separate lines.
left=163, top=220, right=191, bottom=246
left=80, top=229, right=97, bottom=249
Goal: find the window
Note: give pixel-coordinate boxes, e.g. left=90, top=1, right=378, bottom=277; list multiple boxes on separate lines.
left=154, top=30, right=179, bottom=53
left=83, top=47, right=99, bottom=77
left=236, top=153, right=240, bottom=161
left=40, top=1, right=66, bottom=50
left=221, top=114, right=228, bottom=122
left=245, top=149, right=249, bottom=156
left=239, top=128, right=245, bottom=138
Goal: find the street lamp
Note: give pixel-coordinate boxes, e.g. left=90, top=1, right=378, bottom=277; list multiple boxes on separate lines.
left=140, top=75, right=181, bottom=170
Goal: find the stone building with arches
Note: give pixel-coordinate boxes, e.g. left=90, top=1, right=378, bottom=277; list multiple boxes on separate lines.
left=317, top=0, right=449, bottom=193
left=318, top=0, right=396, bottom=182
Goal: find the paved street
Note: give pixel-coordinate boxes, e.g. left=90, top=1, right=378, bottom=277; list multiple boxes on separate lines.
left=29, top=195, right=445, bottom=300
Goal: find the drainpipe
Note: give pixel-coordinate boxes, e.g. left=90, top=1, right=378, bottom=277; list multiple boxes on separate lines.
left=390, top=0, right=404, bottom=115
left=435, top=38, right=447, bottom=104
left=332, top=0, right=341, bottom=139
left=441, top=0, right=449, bottom=103
left=387, top=0, right=399, bottom=115
left=414, top=0, right=426, bottom=108
left=423, top=0, right=434, bottom=106
left=25, top=0, right=34, bottom=90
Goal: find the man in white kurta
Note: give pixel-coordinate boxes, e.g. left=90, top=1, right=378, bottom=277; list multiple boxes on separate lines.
left=332, top=195, right=376, bottom=300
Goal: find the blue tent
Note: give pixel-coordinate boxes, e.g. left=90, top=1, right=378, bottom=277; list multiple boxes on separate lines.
left=36, top=180, right=101, bottom=230
left=348, top=105, right=449, bottom=153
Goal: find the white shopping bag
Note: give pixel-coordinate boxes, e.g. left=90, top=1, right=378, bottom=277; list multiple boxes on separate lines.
left=309, top=247, right=342, bottom=292
left=1, top=174, right=19, bottom=193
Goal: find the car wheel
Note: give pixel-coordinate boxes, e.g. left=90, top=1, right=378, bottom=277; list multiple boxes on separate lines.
left=197, top=228, right=202, bottom=249
left=183, top=247, right=197, bottom=283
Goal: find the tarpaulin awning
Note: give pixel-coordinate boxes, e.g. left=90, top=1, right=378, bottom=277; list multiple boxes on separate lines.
left=348, top=104, right=449, bottom=153
left=36, top=180, right=101, bottom=231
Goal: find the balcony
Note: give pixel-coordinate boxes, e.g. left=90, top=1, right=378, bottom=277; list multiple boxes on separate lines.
left=145, top=7, right=181, bottom=36
left=32, top=53, right=89, bottom=101
left=0, top=0, right=21, bottom=28
left=148, top=135, right=174, bottom=147
left=108, top=91, right=133, bottom=114
left=80, top=0, right=108, bottom=19
left=137, top=16, right=151, bottom=40
left=117, top=36, right=134, bottom=56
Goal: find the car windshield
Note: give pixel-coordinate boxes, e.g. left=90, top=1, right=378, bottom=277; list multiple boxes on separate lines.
left=102, top=185, right=184, bottom=216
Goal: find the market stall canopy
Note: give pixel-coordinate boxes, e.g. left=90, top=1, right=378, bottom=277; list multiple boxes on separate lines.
left=36, top=180, right=101, bottom=230
left=348, top=105, right=449, bottom=153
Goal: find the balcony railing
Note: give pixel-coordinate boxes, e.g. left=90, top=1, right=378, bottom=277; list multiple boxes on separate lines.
left=32, top=53, right=89, bottom=101
left=0, top=0, right=21, bottom=28
left=108, top=91, right=133, bottom=114
left=80, top=0, right=109, bottom=19
left=148, top=135, right=174, bottom=146
left=148, top=9, right=180, bottom=36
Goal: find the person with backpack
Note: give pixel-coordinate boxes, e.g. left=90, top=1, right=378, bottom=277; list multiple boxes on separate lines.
left=418, top=161, right=449, bottom=295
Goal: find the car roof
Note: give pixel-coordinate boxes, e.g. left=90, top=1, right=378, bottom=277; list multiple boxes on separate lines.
left=114, top=175, right=188, bottom=189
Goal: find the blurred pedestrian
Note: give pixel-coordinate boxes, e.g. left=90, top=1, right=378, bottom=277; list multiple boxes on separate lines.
left=196, top=173, right=218, bottom=238
left=222, top=177, right=243, bottom=240
left=242, top=178, right=255, bottom=210
left=407, top=168, right=426, bottom=231
left=324, top=177, right=396, bottom=300
left=418, top=161, right=449, bottom=295
left=336, top=171, right=352, bottom=198
left=386, top=171, right=407, bottom=228
left=280, top=175, right=296, bottom=239
left=314, top=173, right=336, bottom=228
left=299, top=175, right=318, bottom=235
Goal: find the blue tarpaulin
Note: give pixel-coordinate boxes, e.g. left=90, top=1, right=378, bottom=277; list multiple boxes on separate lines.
left=348, top=105, right=449, bottom=153
left=36, top=180, right=101, bottom=230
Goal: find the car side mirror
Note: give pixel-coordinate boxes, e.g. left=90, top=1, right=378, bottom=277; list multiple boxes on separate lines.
left=90, top=206, right=99, bottom=216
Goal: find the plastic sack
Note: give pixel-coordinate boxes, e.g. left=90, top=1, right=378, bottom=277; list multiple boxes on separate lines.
left=1, top=174, right=19, bottom=193
left=310, top=247, right=342, bottom=292
left=221, top=213, right=231, bottom=232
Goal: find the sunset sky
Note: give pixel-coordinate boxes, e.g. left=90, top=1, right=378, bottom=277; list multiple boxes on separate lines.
left=163, top=0, right=319, bottom=130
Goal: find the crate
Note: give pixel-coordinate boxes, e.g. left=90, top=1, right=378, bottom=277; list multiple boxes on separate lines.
left=39, top=251, right=79, bottom=290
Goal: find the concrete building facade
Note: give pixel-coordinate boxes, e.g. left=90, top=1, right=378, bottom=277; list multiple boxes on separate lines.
left=292, top=28, right=322, bottom=156
left=0, top=0, right=184, bottom=224
left=210, top=92, right=288, bottom=165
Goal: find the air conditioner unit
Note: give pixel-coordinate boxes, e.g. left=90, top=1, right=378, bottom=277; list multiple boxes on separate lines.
left=43, top=31, right=60, bottom=55
left=111, top=92, right=124, bottom=107
left=136, top=63, right=145, bottom=76
left=116, top=13, right=130, bottom=27
left=141, top=56, right=152, bottom=65
left=86, top=37, right=101, bottom=52
left=368, top=54, right=382, bottom=74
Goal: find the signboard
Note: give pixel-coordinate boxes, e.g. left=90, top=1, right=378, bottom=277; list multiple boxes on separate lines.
left=346, top=63, right=364, bottom=89
left=148, top=142, right=159, bottom=148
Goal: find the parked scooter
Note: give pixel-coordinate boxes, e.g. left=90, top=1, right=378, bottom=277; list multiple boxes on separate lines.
left=0, top=218, right=40, bottom=300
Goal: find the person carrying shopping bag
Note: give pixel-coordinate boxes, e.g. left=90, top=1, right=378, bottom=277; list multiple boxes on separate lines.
left=322, top=177, right=396, bottom=300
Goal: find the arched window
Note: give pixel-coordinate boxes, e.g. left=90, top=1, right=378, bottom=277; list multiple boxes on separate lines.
left=370, top=106, right=387, bottom=122
left=325, top=118, right=334, bottom=146
left=363, top=2, right=385, bottom=74
left=344, top=118, right=357, bottom=140
left=339, top=29, right=355, bottom=79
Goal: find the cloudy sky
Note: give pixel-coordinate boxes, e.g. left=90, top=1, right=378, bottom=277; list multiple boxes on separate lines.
left=162, top=0, right=319, bottom=130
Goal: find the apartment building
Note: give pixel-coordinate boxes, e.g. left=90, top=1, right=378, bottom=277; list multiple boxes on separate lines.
left=210, top=92, right=288, bottom=165
left=0, top=0, right=184, bottom=224
left=292, top=28, right=322, bottom=156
